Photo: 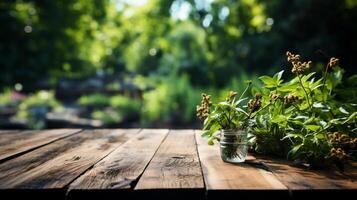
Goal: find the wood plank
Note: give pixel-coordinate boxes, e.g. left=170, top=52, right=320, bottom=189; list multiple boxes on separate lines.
left=67, top=129, right=169, bottom=200
left=0, top=129, right=81, bottom=162
left=195, top=130, right=288, bottom=199
left=0, top=129, right=139, bottom=193
left=135, top=129, right=204, bottom=189
left=134, top=129, right=204, bottom=200
left=256, top=155, right=357, bottom=197
left=0, top=130, right=22, bottom=144
left=0, top=130, right=21, bottom=134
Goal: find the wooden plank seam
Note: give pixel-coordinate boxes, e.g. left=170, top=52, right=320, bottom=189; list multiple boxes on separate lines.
left=63, top=129, right=143, bottom=196
left=0, top=129, right=82, bottom=164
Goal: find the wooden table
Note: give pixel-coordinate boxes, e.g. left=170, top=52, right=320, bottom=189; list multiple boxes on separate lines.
left=0, top=129, right=355, bottom=199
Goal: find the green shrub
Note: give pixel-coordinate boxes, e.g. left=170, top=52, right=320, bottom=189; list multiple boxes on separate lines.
left=86, top=94, right=141, bottom=125
left=0, top=89, right=12, bottom=105
left=141, top=74, right=200, bottom=125
left=91, top=110, right=123, bottom=125
left=78, top=93, right=110, bottom=107
left=110, top=95, right=141, bottom=119
left=16, top=90, right=62, bottom=129
left=250, top=52, right=357, bottom=169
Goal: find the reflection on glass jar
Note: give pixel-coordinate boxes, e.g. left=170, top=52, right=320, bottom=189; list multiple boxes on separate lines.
left=220, top=129, right=248, bottom=163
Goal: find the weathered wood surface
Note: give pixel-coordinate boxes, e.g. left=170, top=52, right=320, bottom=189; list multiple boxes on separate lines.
left=0, top=129, right=80, bottom=162
left=0, top=129, right=138, bottom=189
left=194, top=130, right=289, bottom=198
left=134, top=130, right=204, bottom=199
left=68, top=129, right=168, bottom=192
left=135, top=130, right=204, bottom=190
left=256, top=156, right=357, bottom=190
left=0, top=129, right=355, bottom=200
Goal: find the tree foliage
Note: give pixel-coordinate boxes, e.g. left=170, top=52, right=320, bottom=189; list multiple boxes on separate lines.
left=1, top=0, right=357, bottom=90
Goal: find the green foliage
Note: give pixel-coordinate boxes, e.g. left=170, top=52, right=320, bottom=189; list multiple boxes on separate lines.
left=141, top=74, right=200, bottom=125
left=0, top=90, right=12, bottom=105
left=3, top=0, right=357, bottom=91
left=78, top=93, right=110, bottom=107
left=91, top=109, right=123, bottom=125
left=251, top=54, right=357, bottom=169
left=198, top=81, right=264, bottom=144
left=16, top=91, right=62, bottom=129
left=110, top=95, right=141, bottom=119
left=0, top=0, right=113, bottom=90
left=2, top=0, right=357, bottom=139
left=79, top=94, right=141, bottom=124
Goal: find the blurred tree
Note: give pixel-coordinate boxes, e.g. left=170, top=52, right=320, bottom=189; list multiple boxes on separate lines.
left=1, top=0, right=357, bottom=91
left=0, top=0, right=110, bottom=91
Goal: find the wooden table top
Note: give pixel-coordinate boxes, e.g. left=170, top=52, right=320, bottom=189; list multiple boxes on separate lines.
left=0, top=129, right=356, bottom=199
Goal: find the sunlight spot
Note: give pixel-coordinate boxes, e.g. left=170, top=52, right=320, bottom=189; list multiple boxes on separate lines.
left=194, top=0, right=213, bottom=11
left=202, top=14, right=213, bottom=28
left=219, top=6, right=230, bottom=21
left=39, top=91, right=49, bottom=100
left=171, top=0, right=192, bottom=20
left=149, top=48, right=157, bottom=56
left=114, top=0, right=148, bottom=11
left=24, top=25, right=32, bottom=33
left=14, top=83, right=23, bottom=91
left=266, top=17, right=274, bottom=26
left=28, top=7, right=36, bottom=15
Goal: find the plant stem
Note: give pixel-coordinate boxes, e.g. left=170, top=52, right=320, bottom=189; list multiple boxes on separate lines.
left=223, top=113, right=230, bottom=129
left=250, top=102, right=271, bottom=119
left=281, top=101, right=285, bottom=114
left=238, top=82, right=251, bottom=100
left=228, top=110, right=232, bottom=129
left=292, top=104, right=300, bottom=112
left=217, top=118, right=224, bottom=129
left=321, top=63, right=329, bottom=102
left=298, top=74, right=312, bottom=109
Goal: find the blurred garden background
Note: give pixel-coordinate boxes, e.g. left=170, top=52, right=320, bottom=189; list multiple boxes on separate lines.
left=0, top=0, right=357, bottom=129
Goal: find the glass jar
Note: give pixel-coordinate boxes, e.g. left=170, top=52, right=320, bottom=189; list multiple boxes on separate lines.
left=220, top=129, right=248, bottom=163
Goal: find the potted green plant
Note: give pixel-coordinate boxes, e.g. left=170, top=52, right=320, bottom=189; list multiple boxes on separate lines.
left=196, top=82, right=263, bottom=163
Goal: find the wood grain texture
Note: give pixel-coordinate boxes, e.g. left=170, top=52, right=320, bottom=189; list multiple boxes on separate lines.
left=195, top=130, right=288, bottom=198
left=256, top=155, right=357, bottom=190
left=0, top=129, right=81, bottom=162
left=0, top=129, right=139, bottom=189
left=0, top=130, right=21, bottom=134
left=135, top=130, right=204, bottom=190
left=68, top=129, right=169, bottom=191
left=0, top=129, right=355, bottom=199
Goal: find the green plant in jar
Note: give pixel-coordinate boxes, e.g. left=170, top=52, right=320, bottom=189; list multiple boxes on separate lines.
left=196, top=82, right=264, bottom=163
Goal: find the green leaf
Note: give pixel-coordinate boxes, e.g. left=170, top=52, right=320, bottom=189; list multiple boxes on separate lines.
left=274, top=70, right=284, bottom=81
left=319, top=120, right=327, bottom=128
left=259, top=75, right=276, bottom=88
left=218, top=102, right=231, bottom=106
left=292, top=115, right=309, bottom=120
left=311, top=84, right=323, bottom=91
left=277, top=83, right=298, bottom=92
left=312, top=102, right=325, bottom=108
left=208, top=137, right=215, bottom=145
left=305, top=125, right=321, bottom=132
left=288, top=144, right=303, bottom=159
left=339, top=107, right=349, bottom=115
left=283, top=133, right=304, bottom=140
left=314, top=133, right=325, bottom=140
left=235, top=107, right=249, bottom=116
left=234, top=97, right=248, bottom=106
left=343, top=112, right=357, bottom=124
left=201, top=130, right=211, bottom=138
left=301, top=72, right=316, bottom=82
left=271, top=114, right=288, bottom=126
